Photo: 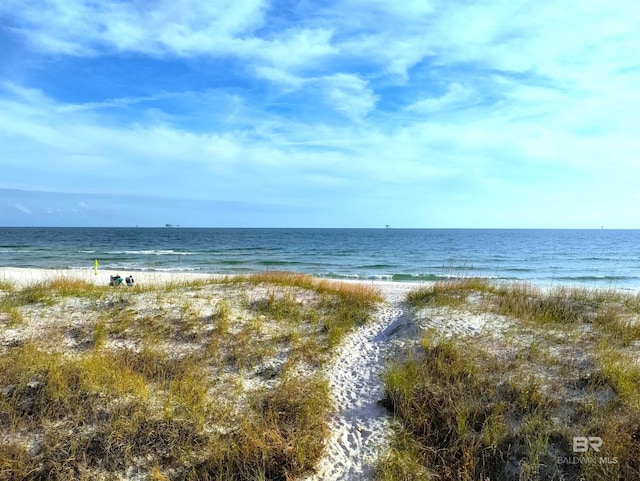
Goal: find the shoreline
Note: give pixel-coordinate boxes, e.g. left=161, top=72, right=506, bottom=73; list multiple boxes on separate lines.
left=1, top=266, right=638, bottom=294
left=0, top=266, right=431, bottom=290
left=3, top=227, right=639, bottom=291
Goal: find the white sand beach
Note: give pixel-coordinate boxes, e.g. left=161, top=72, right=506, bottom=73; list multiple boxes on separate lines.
left=0, top=267, right=224, bottom=287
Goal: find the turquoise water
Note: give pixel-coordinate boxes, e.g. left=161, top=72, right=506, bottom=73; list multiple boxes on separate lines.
left=1, top=228, right=639, bottom=289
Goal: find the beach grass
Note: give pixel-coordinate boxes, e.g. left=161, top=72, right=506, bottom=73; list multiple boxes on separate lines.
left=378, top=279, right=640, bottom=481
left=0, top=272, right=380, bottom=480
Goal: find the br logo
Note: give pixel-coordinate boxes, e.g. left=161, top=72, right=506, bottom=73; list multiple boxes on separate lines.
left=573, top=436, right=602, bottom=453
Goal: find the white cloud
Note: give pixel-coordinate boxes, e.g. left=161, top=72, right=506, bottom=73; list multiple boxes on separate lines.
left=406, top=83, right=472, bottom=113
left=1, top=0, right=336, bottom=83
left=341, top=0, right=435, bottom=20
left=1, top=0, right=267, bottom=55
left=252, top=66, right=307, bottom=89
left=424, top=0, right=640, bottom=83
left=320, top=74, right=378, bottom=120
left=247, top=28, right=336, bottom=72
left=57, top=93, right=180, bottom=112
left=337, top=32, right=431, bottom=81
left=14, top=203, right=32, bottom=214
left=4, top=0, right=640, bottom=92
left=3, top=79, right=640, bottom=203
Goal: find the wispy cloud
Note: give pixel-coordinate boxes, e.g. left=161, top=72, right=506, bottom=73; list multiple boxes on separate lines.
left=14, top=203, right=32, bottom=215
left=57, top=93, right=181, bottom=112
left=320, top=74, right=378, bottom=120
left=406, top=83, right=472, bottom=114
left=0, top=0, right=267, bottom=55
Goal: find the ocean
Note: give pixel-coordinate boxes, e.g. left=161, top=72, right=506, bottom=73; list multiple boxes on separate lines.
left=1, top=227, right=639, bottom=289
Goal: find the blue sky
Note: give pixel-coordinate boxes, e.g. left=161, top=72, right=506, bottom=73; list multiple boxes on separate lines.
left=1, top=0, right=639, bottom=228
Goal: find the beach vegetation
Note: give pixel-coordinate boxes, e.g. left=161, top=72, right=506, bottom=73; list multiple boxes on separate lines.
left=0, top=305, right=23, bottom=326
left=212, top=298, right=231, bottom=329
left=246, top=271, right=383, bottom=305
left=378, top=279, right=640, bottom=481
left=406, top=278, right=493, bottom=309
left=17, top=278, right=105, bottom=304
left=0, top=272, right=381, bottom=480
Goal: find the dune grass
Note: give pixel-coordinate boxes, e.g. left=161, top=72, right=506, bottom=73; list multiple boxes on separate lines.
left=378, top=279, right=640, bottom=481
left=0, top=272, right=381, bottom=481
left=245, top=271, right=382, bottom=350
left=0, top=280, right=16, bottom=293
left=1, top=278, right=107, bottom=328
left=406, top=278, right=493, bottom=309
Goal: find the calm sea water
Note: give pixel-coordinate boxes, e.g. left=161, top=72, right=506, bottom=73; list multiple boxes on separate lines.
left=1, top=228, right=639, bottom=289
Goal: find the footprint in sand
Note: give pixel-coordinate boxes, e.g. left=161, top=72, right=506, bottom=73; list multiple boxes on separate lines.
left=303, top=282, right=415, bottom=481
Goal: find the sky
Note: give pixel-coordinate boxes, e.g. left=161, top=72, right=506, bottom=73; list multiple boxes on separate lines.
left=1, top=0, right=640, bottom=228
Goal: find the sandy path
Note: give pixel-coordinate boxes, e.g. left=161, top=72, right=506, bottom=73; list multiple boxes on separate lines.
left=304, top=282, right=415, bottom=481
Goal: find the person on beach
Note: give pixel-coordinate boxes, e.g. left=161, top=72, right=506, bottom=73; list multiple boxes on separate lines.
left=125, top=275, right=135, bottom=286
left=110, top=274, right=123, bottom=287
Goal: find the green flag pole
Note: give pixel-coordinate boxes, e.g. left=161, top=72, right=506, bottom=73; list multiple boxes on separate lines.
left=94, top=258, right=99, bottom=276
